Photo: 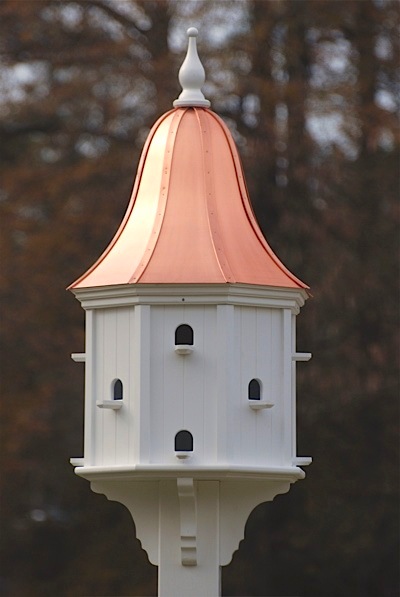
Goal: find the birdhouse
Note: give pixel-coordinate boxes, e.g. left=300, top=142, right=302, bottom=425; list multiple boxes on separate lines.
left=69, top=28, right=311, bottom=596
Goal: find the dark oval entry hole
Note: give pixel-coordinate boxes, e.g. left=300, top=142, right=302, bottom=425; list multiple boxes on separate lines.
left=175, top=430, right=193, bottom=452
left=248, top=379, right=261, bottom=400
left=113, top=379, right=123, bottom=400
left=175, top=324, right=194, bottom=345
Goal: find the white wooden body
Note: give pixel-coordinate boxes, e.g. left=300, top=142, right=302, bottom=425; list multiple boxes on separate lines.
left=72, top=284, right=310, bottom=473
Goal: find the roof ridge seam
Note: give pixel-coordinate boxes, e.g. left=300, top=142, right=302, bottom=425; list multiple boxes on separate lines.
left=207, top=111, right=307, bottom=289
left=131, top=109, right=187, bottom=283
left=68, top=109, right=176, bottom=289
left=196, top=108, right=235, bottom=283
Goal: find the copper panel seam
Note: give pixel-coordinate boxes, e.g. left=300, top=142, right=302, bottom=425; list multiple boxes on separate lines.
left=130, top=109, right=186, bottom=283
left=196, top=108, right=234, bottom=283
left=208, top=111, right=307, bottom=289
left=68, top=109, right=176, bottom=289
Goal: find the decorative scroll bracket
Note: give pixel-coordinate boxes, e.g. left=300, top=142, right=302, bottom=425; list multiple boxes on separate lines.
left=177, top=477, right=197, bottom=566
left=76, top=469, right=306, bottom=570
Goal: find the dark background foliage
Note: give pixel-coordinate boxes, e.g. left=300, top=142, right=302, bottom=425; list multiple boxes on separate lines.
left=0, top=1, right=399, bottom=595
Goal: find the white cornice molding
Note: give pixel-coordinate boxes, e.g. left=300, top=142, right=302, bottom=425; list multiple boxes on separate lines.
left=71, top=283, right=308, bottom=313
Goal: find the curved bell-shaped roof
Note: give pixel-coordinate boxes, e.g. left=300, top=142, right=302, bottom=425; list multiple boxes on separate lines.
left=70, top=107, right=307, bottom=289
left=70, top=27, right=307, bottom=291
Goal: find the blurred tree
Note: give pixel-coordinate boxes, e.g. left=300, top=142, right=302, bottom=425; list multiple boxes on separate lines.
left=0, top=1, right=398, bottom=596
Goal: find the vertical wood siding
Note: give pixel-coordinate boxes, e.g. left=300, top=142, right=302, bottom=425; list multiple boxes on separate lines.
left=87, top=302, right=294, bottom=468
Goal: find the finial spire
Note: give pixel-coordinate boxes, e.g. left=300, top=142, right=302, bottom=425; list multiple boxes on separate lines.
left=173, top=27, right=210, bottom=108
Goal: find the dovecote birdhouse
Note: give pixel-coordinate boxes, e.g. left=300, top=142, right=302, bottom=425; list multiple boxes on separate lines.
left=69, top=28, right=311, bottom=597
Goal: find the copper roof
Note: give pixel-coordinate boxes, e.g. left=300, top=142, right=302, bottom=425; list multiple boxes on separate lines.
left=70, top=106, right=307, bottom=290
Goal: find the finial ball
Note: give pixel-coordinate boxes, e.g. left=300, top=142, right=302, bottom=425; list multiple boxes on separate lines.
left=187, top=27, right=198, bottom=37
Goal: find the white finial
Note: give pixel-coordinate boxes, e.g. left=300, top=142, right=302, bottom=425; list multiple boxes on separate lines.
left=173, top=27, right=211, bottom=108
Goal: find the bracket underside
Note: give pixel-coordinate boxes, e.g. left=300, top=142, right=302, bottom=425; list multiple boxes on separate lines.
left=84, top=472, right=304, bottom=568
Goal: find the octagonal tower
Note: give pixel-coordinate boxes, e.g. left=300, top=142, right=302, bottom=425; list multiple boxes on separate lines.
left=69, top=28, right=312, bottom=597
